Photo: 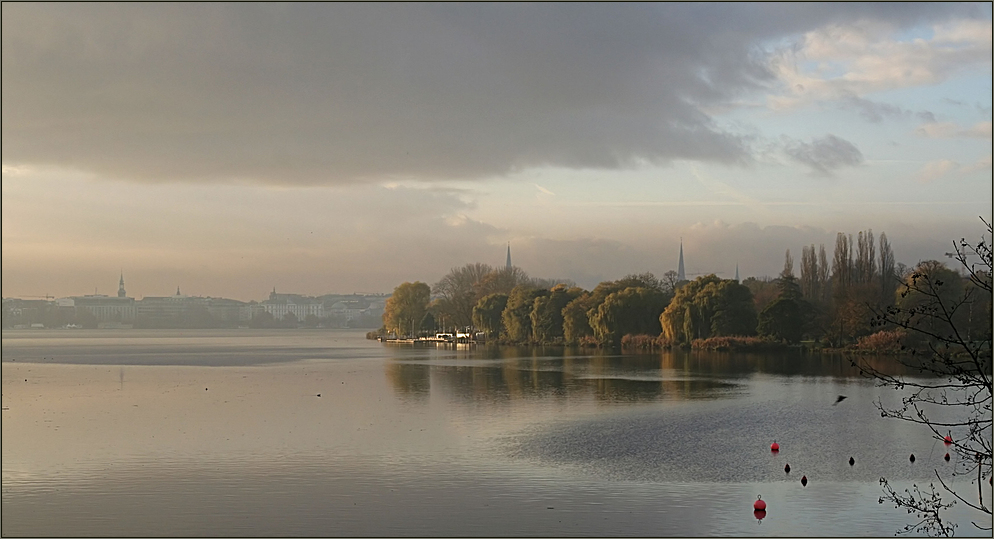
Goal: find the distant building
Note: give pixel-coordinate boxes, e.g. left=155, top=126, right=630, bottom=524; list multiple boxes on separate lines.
left=73, top=274, right=136, bottom=323
left=327, top=300, right=366, bottom=321
left=3, top=298, right=56, bottom=322
left=136, top=287, right=199, bottom=324
left=73, top=295, right=136, bottom=323
left=261, top=288, right=324, bottom=320
left=205, top=297, right=248, bottom=324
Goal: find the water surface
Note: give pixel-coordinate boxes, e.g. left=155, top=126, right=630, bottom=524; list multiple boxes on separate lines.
left=3, top=329, right=990, bottom=536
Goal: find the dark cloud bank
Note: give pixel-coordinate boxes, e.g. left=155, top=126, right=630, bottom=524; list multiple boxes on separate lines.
left=1, top=3, right=976, bottom=184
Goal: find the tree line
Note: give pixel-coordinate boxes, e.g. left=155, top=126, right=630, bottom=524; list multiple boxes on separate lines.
left=379, top=229, right=992, bottom=350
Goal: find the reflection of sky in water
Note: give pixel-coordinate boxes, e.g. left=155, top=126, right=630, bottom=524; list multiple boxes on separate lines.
left=2, top=329, right=990, bottom=536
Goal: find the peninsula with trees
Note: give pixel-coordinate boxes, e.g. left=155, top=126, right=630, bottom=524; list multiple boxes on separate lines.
left=376, top=226, right=992, bottom=353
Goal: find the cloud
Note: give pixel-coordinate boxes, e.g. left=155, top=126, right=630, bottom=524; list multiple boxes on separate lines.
left=915, top=159, right=960, bottom=183
left=1, top=3, right=977, bottom=185
left=770, top=17, right=992, bottom=111
left=914, top=154, right=992, bottom=182
left=962, top=153, right=993, bottom=174
left=534, top=184, right=556, bottom=196
left=838, top=94, right=907, bottom=123
left=914, top=121, right=993, bottom=139
left=783, top=134, right=864, bottom=174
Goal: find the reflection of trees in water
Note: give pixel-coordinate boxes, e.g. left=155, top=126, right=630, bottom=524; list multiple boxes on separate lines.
left=384, top=348, right=925, bottom=405
left=659, top=350, right=926, bottom=378
left=383, top=362, right=431, bottom=402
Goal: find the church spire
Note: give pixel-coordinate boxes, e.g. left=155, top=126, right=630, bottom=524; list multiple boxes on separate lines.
left=505, top=242, right=512, bottom=270
left=677, top=238, right=686, bottom=281
left=118, top=271, right=127, bottom=298
left=735, top=263, right=740, bottom=283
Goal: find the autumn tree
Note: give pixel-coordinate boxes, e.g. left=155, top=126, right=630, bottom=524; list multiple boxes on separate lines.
left=383, top=281, right=431, bottom=337
left=475, top=265, right=532, bottom=297
left=661, top=270, right=682, bottom=295
left=742, top=276, right=779, bottom=314
left=433, top=263, right=494, bottom=329
left=829, top=231, right=872, bottom=345
left=879, top=232, right=897, bottom=308
left=760, top=250, right=816, bottom=343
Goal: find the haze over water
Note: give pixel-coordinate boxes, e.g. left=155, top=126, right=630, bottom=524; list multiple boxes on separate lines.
left=3, top=329, right=990, bottom=536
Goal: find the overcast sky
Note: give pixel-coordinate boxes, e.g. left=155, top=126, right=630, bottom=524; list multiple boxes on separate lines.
left=3, top=3, right=991, bottom=301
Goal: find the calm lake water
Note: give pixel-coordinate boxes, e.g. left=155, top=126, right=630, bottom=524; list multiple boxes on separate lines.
left=2, top=329, right=991, bottom=536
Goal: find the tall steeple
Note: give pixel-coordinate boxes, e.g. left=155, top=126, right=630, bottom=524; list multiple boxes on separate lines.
left=677, top=239, right=686, bottom=281
left=118, top=272, right=127, bottom=298
left=505, top=242, right=512, bottom=270
left=735, top=263, right=740, bottom=283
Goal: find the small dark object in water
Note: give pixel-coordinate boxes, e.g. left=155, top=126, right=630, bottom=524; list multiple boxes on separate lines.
left=944, top=453, right=950, bottom=461
left=316, top=394, right=321, bottom=397
left=849, top=457, right=855, bottom=466
left=833, top=395, right=847, bottom=405
left=800, top=475, right=807, bottom=486
left=909, top=453, right=916, bottom=463
left=205, top=388, right=208, bottom=391
left=784, top=463, right=790, bottom=474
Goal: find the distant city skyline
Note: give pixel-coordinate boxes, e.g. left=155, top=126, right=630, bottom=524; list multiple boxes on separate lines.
left=2, top=4, right=991, bottom=301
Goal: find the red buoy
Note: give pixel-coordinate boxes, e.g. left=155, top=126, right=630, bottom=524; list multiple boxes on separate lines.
left=944, top=435, right=953, bottom=445
left=770, top=442, right=780, bottom=452
left=944, top=453, right=950, bottom=461
left=800, top=475, right=807, bottom=486
left=754, top=495, right=766, bottom=511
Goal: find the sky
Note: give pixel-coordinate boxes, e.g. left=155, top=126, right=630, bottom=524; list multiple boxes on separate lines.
left=2, top=3, right=991, bottom=301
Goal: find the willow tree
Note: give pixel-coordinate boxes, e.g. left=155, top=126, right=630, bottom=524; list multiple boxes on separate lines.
left=531, top=284, right=583, bottom=344
left=502, top=285, right=547, bottom=343
left=472, top=293, right=508, bottom=339
left=588, top=286, right=669, bottom=347
left=660, top=275, right=755, bottom=345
